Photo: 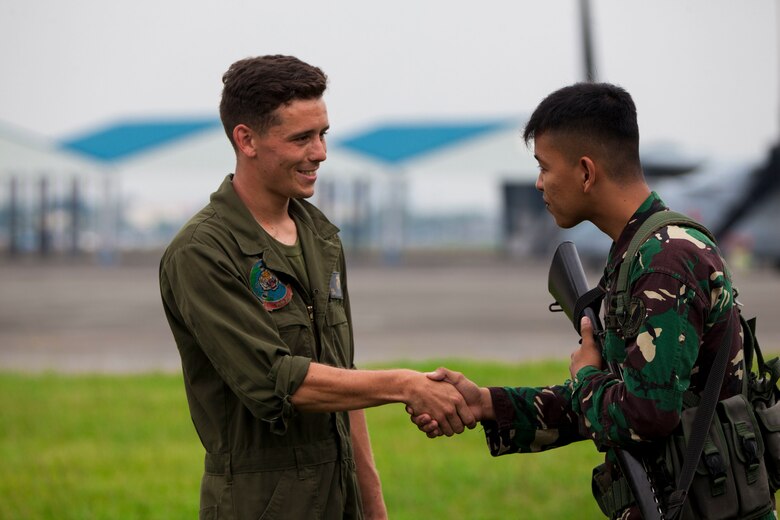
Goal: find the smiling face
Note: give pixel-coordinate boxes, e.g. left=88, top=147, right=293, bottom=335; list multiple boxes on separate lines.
left=247, top=97, right=329, bottom=202
left=533, top=132, right=589, bottom=229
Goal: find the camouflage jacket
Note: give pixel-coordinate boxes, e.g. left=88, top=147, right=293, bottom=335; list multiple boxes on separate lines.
left=483, top=192, right=744, bottom=457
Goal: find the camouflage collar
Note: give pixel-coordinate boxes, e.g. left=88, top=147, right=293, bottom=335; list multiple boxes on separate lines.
left=605, top=191, right=668, bottom=278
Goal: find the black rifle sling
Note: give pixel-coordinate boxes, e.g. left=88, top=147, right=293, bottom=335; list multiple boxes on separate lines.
left=573, top=284, right=606, bottom=335
left=665, top=318, right=734, bottom=520
left=613, top=210, right=730, bottom=520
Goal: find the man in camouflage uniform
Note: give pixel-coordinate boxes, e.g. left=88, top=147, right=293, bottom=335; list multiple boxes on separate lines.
left=410, top=83, right=774, bottom=519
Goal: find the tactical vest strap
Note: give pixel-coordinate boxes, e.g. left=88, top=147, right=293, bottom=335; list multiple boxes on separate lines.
left=610, top=211, right=716, bottom=335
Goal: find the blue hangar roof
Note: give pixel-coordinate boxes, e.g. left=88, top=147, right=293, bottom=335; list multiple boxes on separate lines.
left=337, top=120, right=513, bottom=165
left=61, top=117, right=221, bottom=162
left=58, top=117, right=515, bottom=165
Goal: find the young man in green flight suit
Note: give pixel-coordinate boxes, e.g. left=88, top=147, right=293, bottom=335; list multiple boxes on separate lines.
left=160, top=55, right=476, bottom=520
left=410, top=82, right=776, bottom=519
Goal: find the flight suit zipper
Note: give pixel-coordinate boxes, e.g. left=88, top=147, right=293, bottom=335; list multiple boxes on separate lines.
left=307, top=289, right=321, bottom=358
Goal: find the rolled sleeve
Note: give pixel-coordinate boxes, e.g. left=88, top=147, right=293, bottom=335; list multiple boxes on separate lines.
left=266, top=355, right=312, bottom=434
left=163, top=243, right=309, bottom=424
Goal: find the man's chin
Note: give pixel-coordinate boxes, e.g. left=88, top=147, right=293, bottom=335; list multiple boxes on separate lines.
left=294, top=188, right=316, bottom=200
left=555, top=218, right=579, bottom=230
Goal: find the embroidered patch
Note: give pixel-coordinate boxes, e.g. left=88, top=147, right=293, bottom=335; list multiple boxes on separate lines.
left=621, top=296, right=647, bottom=338
left=250, top=259, right=293, bottom=311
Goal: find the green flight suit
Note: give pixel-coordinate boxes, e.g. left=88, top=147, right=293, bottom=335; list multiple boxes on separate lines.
left=159, top=175, right=362, bottom=519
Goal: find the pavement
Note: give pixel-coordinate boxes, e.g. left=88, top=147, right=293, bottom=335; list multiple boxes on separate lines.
left=2, top=252, right=780, bottom=373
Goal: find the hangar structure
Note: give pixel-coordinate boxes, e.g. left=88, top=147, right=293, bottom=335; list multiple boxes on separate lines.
left=2, top=115, right=547, bottom=260
left=0, top=122, right=107, bottom=258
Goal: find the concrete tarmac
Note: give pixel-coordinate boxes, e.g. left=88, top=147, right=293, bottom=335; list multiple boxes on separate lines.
left=2, top=253, right=780, bottom=373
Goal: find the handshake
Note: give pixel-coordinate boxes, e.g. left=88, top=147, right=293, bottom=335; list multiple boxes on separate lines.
left=404, top=368, right=495, bottom=438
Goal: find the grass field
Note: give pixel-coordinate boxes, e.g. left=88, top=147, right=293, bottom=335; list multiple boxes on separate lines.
left=0, top=360, right=607, bottom=519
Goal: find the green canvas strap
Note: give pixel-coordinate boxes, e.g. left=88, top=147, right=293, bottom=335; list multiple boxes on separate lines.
left=612, top=211, right=716, bottom=333
left=608, top=210, right=726, bottom=520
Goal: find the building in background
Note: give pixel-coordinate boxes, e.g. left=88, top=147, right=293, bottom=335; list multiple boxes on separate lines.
left=1, top=115, right=546, bottom=262
left=0, top=122, right=107, bottom=259
left=8, top=114, right=774, bottom=267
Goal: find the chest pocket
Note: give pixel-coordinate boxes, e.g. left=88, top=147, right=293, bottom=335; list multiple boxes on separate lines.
left=271, top=307, right=313, bottom=358
left=324, top=300, right=350, bottom=366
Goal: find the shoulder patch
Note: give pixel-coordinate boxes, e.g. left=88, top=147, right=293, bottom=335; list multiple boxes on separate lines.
left=621, top=296, right=646, bottom=338
left=250, top=259, right=293, bottom=311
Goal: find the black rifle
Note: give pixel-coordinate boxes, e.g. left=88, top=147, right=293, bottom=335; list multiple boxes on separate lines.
left=548, top=241, right=663, bottom=520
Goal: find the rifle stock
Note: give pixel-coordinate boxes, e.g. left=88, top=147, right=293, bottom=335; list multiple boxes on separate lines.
left=548, top=241, right=663, bottom=520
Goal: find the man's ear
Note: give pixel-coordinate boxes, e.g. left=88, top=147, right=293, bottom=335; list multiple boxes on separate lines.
left=580, top=156, right=597, bottom=193
left=233, top=124, right=257, bottom=158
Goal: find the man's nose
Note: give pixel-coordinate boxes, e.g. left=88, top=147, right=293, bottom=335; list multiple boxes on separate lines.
left=310, top=137, right=327, bottom=162
left=535, top=173, right=543, bottom=192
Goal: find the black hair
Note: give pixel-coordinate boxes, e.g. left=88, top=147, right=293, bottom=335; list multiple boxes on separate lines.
left=524, top=82, right=642, bottom=179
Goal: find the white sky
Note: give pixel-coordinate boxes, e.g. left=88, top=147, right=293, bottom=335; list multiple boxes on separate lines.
left=1, top=0, right=778, bottom=162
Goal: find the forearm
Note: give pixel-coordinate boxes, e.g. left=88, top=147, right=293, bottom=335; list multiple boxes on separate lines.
left=290, top=363, right=417, bottom=413
left=294, top=363, right=474, bottom=436
left=349, top=409, right=387, bottom=519
left=484, top=384, right=583, bottom=454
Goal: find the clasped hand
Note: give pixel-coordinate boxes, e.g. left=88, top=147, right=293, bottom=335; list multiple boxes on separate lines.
left=405, top=368, right=486, bottom=438
left=408, top=317, right=602, bottom=439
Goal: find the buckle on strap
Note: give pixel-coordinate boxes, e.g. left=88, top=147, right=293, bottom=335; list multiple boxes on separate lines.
left=736, top=422, right=761, bottom=483
left=703, top=450, right=727, bottom=497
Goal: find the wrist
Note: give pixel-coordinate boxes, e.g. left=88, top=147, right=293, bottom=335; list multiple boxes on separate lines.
left=396, top=369, right=419, bottom=404
left=573, top=364, right=602, bottom=385
left=479, top=387, right=495, bottom=421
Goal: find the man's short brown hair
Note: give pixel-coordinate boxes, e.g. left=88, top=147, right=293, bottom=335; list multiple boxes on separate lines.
left=219, top=55, right=328, bottom=149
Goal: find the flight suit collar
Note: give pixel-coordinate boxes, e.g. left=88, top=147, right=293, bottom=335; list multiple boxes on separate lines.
left=210, top=174, right=267, bottom=256
left=210, top=175, right=339, bottom=248
left=209, top=174, right=341, bottom=299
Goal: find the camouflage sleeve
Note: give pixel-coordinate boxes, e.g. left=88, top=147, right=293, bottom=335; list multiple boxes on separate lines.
left=483, top=383, right=585, bottom=456
left=572, top=228, right=735, bottom=449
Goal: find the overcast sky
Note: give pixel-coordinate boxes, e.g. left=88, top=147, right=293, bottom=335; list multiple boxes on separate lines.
left=1, top=1, right=777, bottom=163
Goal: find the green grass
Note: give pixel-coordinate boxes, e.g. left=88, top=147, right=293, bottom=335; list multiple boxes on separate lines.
left=365, top=359, right=604, bottom=519
left=0, top=360, right=605, bottom=519
left=0, top=373, right=203, bottom=519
